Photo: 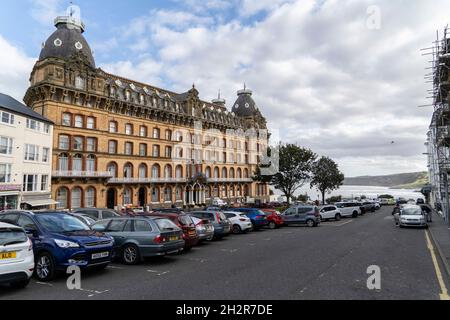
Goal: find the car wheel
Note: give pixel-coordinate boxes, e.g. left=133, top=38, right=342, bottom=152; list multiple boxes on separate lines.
left=122, top=244, right=140, bottom=265
left=306, top=219, right=315, bottom=227
left=335, top=214, right=341, bottom=221
left=10, top=278, right=30, bottom=289
left=268, top=221, right=277, bottom=229
left=352, top=211, right=358, bottom=218
left=232, top=225, right=242, bottom=234
left=35, top=252, right=56, bottom=282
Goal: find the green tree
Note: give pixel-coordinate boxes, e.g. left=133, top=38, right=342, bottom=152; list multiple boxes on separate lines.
left=379, top=194, right=394, bottom=199
left=326, top=195, right=342, bottom=204
left=310, top=156, right=345, bottom=205
left=254, top=144, right=317, bottom=204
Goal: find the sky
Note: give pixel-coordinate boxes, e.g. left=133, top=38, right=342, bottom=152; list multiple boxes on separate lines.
left=0, top=0, right=446, bottom=177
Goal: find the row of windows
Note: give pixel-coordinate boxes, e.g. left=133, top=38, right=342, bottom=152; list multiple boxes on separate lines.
left=1, top=111, right=50, bottom=134
left=0, top=137, right=50, bottom=163
left=23, top=174, right=49, bottom=192
left=56, top=187, right=96, bottom=209
left=62, top=113, right=96, bottom=129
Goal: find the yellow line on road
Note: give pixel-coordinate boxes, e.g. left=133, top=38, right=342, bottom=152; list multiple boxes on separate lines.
left=425, top=230, right=450, bottom=300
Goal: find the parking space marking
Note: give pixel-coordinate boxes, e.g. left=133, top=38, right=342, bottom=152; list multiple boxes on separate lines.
left=147, top=269, right=171, bottom=276
left=35, top=281, right=54, bottom=287
left=107, top=265, right=124, bottom=270
left=220, top=248, right=238, bottom=253
left=263, top=238, right=271, bottom=241
left=188, top=258, right=208, bottom=263
left=77, top=288, right=110, bottom=298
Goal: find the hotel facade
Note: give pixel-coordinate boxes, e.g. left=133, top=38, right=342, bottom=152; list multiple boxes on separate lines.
left=24, top=9, right=270, bottom=210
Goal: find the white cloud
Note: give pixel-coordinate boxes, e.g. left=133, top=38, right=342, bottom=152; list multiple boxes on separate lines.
left=0, top=35, right=36, bottom=102
left=30, top=0, right=63, bottom=26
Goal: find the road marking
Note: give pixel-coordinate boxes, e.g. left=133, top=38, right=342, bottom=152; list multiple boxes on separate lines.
left=77, top=288, right=110, bottom=298
left=147, top=269, right=170, bottom=276
left=425, top=230, right=450, bottom=300
left=188, top=257, right=208, bottom=263
left=35, top=281, right=53, bottom=287
left=107, top=265, right=124, bottom=270
left=220, top=248, right=238, bottom=253
left=322, top=220, right=353, bottom=227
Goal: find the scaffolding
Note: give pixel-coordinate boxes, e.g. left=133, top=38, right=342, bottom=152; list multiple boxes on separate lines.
left=423, top=26, right=450, bottom=223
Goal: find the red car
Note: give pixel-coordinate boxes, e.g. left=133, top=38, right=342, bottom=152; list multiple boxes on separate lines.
left=144, top=212, right=199, bottom=250
left=261, top=209, right=284, bottom=229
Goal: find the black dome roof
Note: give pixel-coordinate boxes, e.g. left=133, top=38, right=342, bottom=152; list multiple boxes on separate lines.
left=39, top=19, right=95, bottom=68
left=232, top=88, right=257, bottom=117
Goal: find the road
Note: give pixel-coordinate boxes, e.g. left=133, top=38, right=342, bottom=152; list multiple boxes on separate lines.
left=0, top=206, right=447, bottom=300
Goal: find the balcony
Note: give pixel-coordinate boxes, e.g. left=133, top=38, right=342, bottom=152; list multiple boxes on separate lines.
left=108, top=177, right=188, bottom=184
left=53, top=171, right=113, bottom=178
left=207, top=178, right=253, bottom=183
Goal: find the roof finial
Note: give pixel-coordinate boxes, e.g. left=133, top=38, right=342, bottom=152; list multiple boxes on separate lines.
left=218, top=89, right=221, bottom=100
left=244, top=83, right=246, bottom=91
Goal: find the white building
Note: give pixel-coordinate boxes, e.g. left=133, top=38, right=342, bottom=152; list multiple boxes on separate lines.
left=0, top=93, right=56, bottom=210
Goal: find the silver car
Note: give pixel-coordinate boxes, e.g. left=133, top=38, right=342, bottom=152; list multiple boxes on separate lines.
left=190, top=216, right=214, bottom=241
left=394, top=204, right=428, bottom=228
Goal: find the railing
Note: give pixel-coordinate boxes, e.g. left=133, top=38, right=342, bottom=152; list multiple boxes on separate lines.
left=53, top=171, right=113, bottom=178
left=207, top=178, right=253, bottom=183
left=108, top=177, right=188, bottom=184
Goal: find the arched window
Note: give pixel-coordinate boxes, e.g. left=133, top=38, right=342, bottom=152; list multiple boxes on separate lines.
left=153, top=128, right=160, bottom=139
left=237, top=168, right=242, bottom=179
left=151, top=187, right=160, bottom=203
left=222, top=167, right=228, bottom=179
left=230, top=186, right=235, bottom=197
left=86, top=155, right=95, bottom=172
left=230, top=168, right=235, bottom=178
left=164, top=187, right=172, bottom=202
left=124, top=163, right=133, bottom=179
left=107, top=162, right=117, bottom=178
left=140, top=126, right=147, bottom=137
left=72, top=154, right=83, bottom=172
left=205, top=167, right=211, bottom=178
left=109, top=121, right=117, bottom=133
left=205, top=187, right=211, bottom=199
left=164, top=165, right=172, bottom=178
left=152, top=164, right=160, bottom=178
left=214, top=167, right=219, bottom=178
left=175, top=165, right=183, bottom=178
left=86, top=117, right=95, bottom=129
left=123, top=188, right=132, bottom=205
left=244, top=168, right=249, bottom=178
left=85, top=187, right=95, bottom=208
left=165, top=130, right=172, bottom=141
left=56, top=187, right=68, bottom=209
left=58, top=153, right=69, bottom=171
left=71, top=187, right=82, bottom=209
left=138, top=164, right=147, bottom=178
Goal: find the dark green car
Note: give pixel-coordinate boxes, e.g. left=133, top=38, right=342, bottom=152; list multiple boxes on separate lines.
left=92, top=216, right=185, bottom=265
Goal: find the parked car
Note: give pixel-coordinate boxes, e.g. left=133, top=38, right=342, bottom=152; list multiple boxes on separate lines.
left=416, top=198, right=425, bottom=205
left=190, top=216, right=214, bottom=241
left=92, top=216, right=184, bottom=264
left=335, top=202, right=361, bottom=218
left=319, top=205, right=342, bottom=221
left=393, top=204, right=428, bottom=228
left=0, top=211, right=114, bottom=281
left=72, top=208, right=120, bottom=221
left=211, top=198, right=227, bottom=207
left=379, top=198, right=389, bottom=206
left=70, top=213, right=97, bottom=226
left=206, top=206, right=223, bottom=212
left=419, top=204, right=433, bottom=223
left=387, top=198, right=396, bottom=205
left=151, top=208, right=185, bottom=215
left=281, top=205, right=320, bottom=227
left=0, top=222, right=34, bottom=288
left=362, top=201, right=376, bottom=213
left=374, top=202, right=381, bottom=210
left=190, top=211, right=232, bottom=239
left=146, top=212, right=199, bottom=250
left=224, top=212, right=253, bottom=234
left=231, top=208, right=269, bottom=230
left=261, top=209, right=284, bottom=229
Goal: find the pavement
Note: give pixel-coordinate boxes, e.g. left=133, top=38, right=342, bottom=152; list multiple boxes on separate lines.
left=0, top=206, right=448, bottom=300
left=427, top=210, right=450, bottom=286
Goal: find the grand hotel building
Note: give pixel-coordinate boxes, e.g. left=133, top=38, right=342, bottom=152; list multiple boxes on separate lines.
left=23, top=10, right=270, bottom=210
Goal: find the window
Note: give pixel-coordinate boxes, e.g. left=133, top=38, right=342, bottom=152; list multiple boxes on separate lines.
left=175, top=187, right=182, bottom=201
left=73, top=137, right=83, bottom=151
left=86, top=117, right=95, bottom=129
left=125, top=142, right=133, bottom=155
left=175, top=131, right=182, bottom=142
left=164, top=165, right=172, bottom=178
left=153, top=128, right=160, bottom=139
left=74, top=115, right=83, bottom=128
left=86, top=155, right=95, bottom=172
left=176, top=165, right=183, bottom=178
left=134, top=220, right=152, bottom=232
left=106, top=220, right=127, bottom=232
left=124, top=163, right=133, bottom=179
left=108, top=141, right=117, bottom=154
left=165, top=146, right=172, bottom=158
left=86, top=138, right=96, bottom=152
left=125, top=123, right=133, bottom=135
left=44, top=123, right=50, bottom=134
left=107, top=163, right=117, bottom=177
left=109, top=121, right=117, bottom=133
left=222, top=168, right=227, bottom=178
left=58, top=154, right=69, bottom=171
left=75, top=76, right=85, bottom=89
left=24, top=144, right=39, bottom=161
left=0, top=164, right=12, bottom=183
left=23, top=174, right=38, bottom=192
left=165, top=130, right=172, bottom=141
left=138, top=164, right=147, bottom=178
left=152, top=165, right=160, bottom=178
left=56, top=188, right=68, bottom=209
left=152, top=145, right=160, bottom=157
left=214, top=167, right=219, bottom=178
left=59, top=135, right=69, bottom=150
left=123, top=188, right=132, bottom=205
left=42, top=148, right=50, bottom=163
left=72, top=154, right=83, bottom=171
left=85, top=187, right=95, bottom=208
left=26, top=119, right=40, bottom=131
left=140, top=126, right=147, bottom=137
left=0, top=137, right=13, bottom=155
left=71, top=187, right=82, bottom=209
left=1, top=112, right=14, bottom=125
left=164, top=187, right=172, bottom=202
left=151, top=187, right=159, bottom=203
left=205, top=167, right=211, bottom=178
left=62, top=113, right=71, bottom=126
left=41, top=175, right=48, bottom=191
left=139, top=143, right=147, bottom=156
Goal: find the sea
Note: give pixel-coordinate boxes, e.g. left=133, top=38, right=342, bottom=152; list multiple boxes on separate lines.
left=273, top=185, right=424, bottom=202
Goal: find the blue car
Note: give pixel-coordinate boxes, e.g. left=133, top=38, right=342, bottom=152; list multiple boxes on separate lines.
left=231, top=208, right=268, bottom=230
left=0, top=211, right=114, bottom=281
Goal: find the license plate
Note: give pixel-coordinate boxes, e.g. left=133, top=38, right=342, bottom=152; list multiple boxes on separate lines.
left=0, top=252, right=17, bottom=260
left=91, top=252, right=109, bottom=260
left=169, top=236, right=178, bottom=241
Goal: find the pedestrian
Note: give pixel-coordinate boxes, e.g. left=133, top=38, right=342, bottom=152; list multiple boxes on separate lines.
left=392, top=204, right=400, bottom=215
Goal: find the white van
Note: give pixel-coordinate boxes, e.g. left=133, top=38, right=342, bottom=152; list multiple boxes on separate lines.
left=211, top=198, right=227, bottom=207
left=335, top=202, right=361, bottom=218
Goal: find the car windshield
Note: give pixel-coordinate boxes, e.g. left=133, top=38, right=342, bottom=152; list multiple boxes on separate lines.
left=35, top=214, right=91, bottom=233
left=0, top=228, right=27, bottom=246
left=155, top=218, right=180, bottom=231
left=178, top=215, right=194, bottom=226
left=401, top=207, right=423, bottom=216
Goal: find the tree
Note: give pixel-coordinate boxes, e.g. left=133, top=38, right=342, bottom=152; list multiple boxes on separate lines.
left=379, top=194, right=394, bottom=199
left=326, top=195, right=342, bottom=204
left=310, top=156, right=345, bottom=205
left=254, top=144, right=317, bottom=204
